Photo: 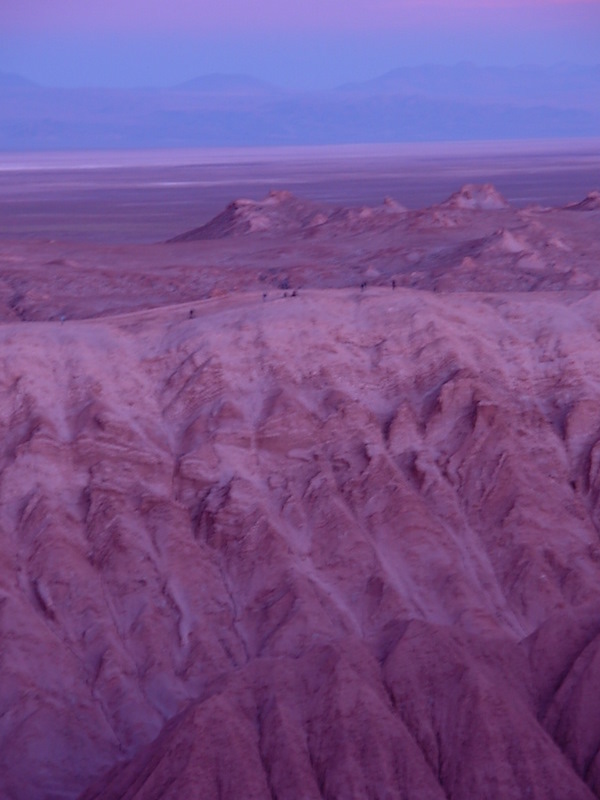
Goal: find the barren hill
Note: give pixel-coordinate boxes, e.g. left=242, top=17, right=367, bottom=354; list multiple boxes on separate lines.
left=2, top=187, right=600, bottom=798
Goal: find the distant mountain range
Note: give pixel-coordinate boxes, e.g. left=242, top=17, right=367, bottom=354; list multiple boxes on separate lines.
left=0, top=64, right=598, bottom=150
left=0, top=71, right=38, bottom=89
left=337, top=62, right=600, bottom=110
left=175, top=73, right=278, bottom=94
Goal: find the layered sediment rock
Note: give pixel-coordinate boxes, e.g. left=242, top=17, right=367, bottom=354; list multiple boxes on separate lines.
left=2, top=186, right=600, bottom=798
left=1, top=286, right=600, bottom=798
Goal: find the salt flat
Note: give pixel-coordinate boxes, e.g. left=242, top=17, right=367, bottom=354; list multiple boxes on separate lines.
left=0, top=139, right=598, bottom=242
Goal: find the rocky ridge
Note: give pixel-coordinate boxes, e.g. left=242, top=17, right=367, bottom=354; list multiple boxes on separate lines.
left=167, top=189, right=409, bottom=242
left=566, top=190, right=600, bottom=211
left=2, top=186, right=600, bottom=798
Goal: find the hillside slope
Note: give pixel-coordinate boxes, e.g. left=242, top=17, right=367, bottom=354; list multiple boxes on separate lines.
left=2, top=189, right=600, bottom=798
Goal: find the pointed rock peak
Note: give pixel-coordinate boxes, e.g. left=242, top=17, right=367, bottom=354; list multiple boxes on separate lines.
left=565, top=190, right=600, bottom=211
left=168, top=190, right=323, bottom=241
left=442, top=183, right=511, bottom=211
left=229, top=198, right=257, bottom=209
left=491, top=228, right=528, bottom=254
left=382, top=197, right=407, bottom=212
left=265, top=189, right=296, bottom=203
left=230, top=190, right=301, bottom=211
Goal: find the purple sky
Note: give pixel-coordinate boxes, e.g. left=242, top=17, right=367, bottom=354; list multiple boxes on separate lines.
left=1, top=0, right=598, bottom=87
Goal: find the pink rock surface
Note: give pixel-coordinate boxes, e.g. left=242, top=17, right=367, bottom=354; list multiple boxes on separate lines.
left=2, top=188, right=600, bottom=798
left=440, top=182, right=511, bottom=210
left=566, top=190, right=600, bottom=211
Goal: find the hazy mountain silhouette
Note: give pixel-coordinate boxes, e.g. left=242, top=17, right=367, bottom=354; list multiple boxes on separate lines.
left=0, top=64, right=598, bottom=150
left=0, top=70, right=38, bottom=88
left=337, top=62, right=600, bottom=110
left=175, top=73, right=279, bottom=93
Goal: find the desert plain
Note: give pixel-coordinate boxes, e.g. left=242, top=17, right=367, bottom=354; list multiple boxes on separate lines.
left=1, top=140, right=600, bottom=799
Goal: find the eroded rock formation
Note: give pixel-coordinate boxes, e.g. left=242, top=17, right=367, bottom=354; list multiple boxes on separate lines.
left=1, top=187, right=600, bottom=798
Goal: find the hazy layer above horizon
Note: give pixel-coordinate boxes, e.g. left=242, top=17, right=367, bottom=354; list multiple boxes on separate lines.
left=0, top=63, right=598, bottom=151
left=2, top=0, right=598, bottom=150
